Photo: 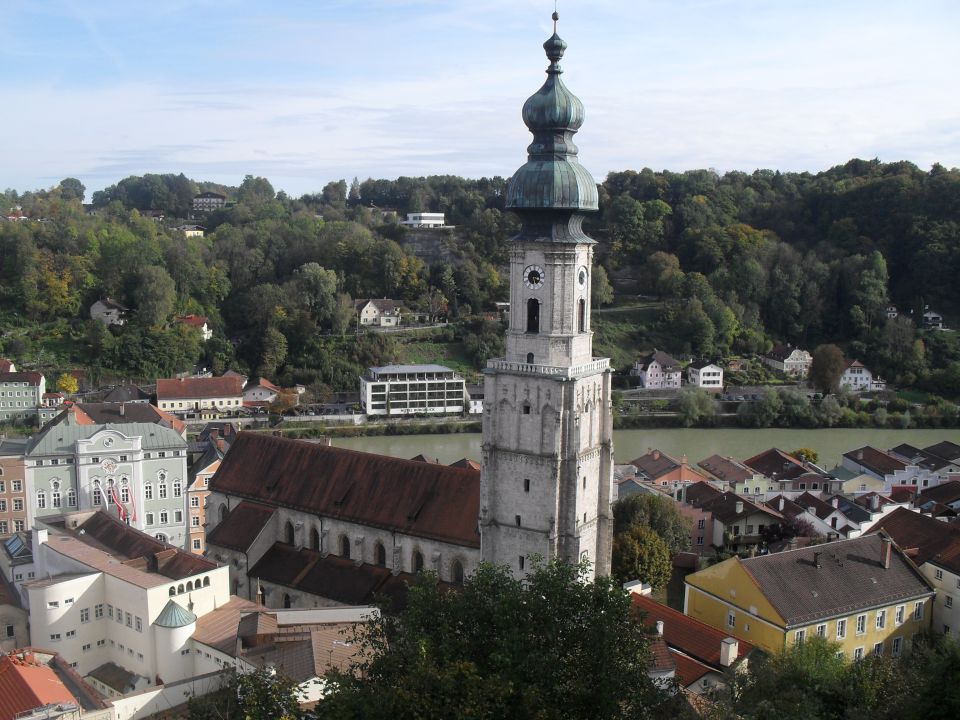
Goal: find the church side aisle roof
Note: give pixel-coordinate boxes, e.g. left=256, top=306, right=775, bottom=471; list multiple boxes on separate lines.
left=209, top=433, right=480, bottom=547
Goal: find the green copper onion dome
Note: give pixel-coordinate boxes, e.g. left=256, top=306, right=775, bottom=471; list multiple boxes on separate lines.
left=507, top=16, right=598, bottom=212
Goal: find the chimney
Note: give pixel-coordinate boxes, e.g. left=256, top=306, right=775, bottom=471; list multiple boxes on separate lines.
left=814, top=551, right=822, bottom=568
left=656, top=620, right=664, bottom=636
left=256, top=582, right=265, bottom=606
left=119, top=402, right=125, bottom=417
left=779, top=497, right=785, bottom=511
left=870, top=495, right=880, bottom=511
left=735, top=500, right=744, bottom=514
left=882, top=537, right=892, bottom=569
left=720, top=637, right=739, bottom=667
left=857, top=449, right=864, bottom=460
left=831, top=497, right=839, bottom=508
left=808, top=506, right=816, bottom=516
left=653, top=450, right=661, bottom=461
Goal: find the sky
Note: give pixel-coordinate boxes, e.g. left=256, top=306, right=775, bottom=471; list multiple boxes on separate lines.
left=3, top=0, right=960, bottom=198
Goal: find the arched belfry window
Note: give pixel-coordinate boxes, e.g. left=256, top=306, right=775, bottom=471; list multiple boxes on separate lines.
left=578, top=299, right=586, bottom=332
left=526, top=299, right=540, bottom=334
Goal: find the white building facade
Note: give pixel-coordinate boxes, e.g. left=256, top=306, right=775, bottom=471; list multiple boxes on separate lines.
left=0, top=372, right=45, bottom=423
left=687, top=362, right=723, bottom=390
left=360, top=364, right=465, bottom=416
left=26, top=419, right=190, bottom=547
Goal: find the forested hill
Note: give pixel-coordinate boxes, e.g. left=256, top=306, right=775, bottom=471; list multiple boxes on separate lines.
left=1, top=159, right=959, bottom=397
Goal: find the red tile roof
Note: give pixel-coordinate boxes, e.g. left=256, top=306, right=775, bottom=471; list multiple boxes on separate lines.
left=0, top=372, right=43, bottom=386
left=868, top=507, right=960, bottom=574
left=175, top=314, right=209, bottom=328
left=210, top=433, right=480, bottom=547
left=249, top=544, right=439, bottom=607
left=671, top=652, right=714, bottom=686
left=632, top=594, right=753, bottom=668
left=207, top=502, right=276, bottom=552
left=0, top=652, right=77, bottom=720
left=156, top=376, right=244, bottom=400
left=843, top=446, right=907, bottom=476
left=743, top=448, right=809, bottom=481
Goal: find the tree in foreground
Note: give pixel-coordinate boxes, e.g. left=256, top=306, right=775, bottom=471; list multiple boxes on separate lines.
left=188, top=667, right=303, bottom=720
left=613, top=493, right=692, bottom=556
left=316, top=560, right=669, bottom=720
left=612, top=526, right=672, bottom=590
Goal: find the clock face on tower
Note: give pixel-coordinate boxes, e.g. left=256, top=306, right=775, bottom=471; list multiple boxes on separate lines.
left=523, top=265, right=545, bottom=289
left=578, top=266, right=588, bottom=286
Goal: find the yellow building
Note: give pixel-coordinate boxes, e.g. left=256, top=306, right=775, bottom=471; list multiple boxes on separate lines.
left=684, top=533, right=934, bottom=660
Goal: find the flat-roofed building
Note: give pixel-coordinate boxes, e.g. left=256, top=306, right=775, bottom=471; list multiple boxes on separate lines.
left=360, top=364, right=465, bottom=416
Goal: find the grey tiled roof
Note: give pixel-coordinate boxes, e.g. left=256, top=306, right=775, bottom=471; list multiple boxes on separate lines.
left=740, top=534, right=933, bottom=626
left=26, top=421, right=185, bottom=456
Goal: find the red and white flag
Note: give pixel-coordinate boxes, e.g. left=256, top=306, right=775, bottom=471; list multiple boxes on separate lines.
left=110, top=485, right=127, bottom=521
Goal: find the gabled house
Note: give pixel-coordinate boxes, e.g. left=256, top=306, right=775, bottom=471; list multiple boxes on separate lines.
left=155, top=376, right=245, bottom=419
left=354, top=298, right=403, bottom=327
left=174, top=314, right=212, bottom=341
left=89, top=298, right=127, bottom=326
left=680, top=482, right=783, bottom=553
left=762, top=345, right=812, bottom=377
left=842, top=446, right=907, bottom=482
left=686, top=361, right=723, bottom=391
left=102, top=384, right=151, bottom=404
left=697, top=455, right=761, bottom=491
left=631, top=350, right=681, bottom=389
left=631, top=591, right=753, bottom=694
left=922, top=310, right=944, bottom=329
left=242, top=378, right=281, bottom=405
left=187, top=443, right=223, bottom=554
left=840, top=359, right=885, bottom=392
left=743, top=448, right=809, bottom=483
left=869, top=508, right=960, bottom=636
left=628, top=449, right=707, bottom=491
left=0, top=648, right=109, bottom=720
left=685, top=534, right=935, bottom=658
left=915, top=480, right=960, bottom=516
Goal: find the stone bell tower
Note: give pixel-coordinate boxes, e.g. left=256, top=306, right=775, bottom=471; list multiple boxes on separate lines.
left=479, top=13, right=614, bottom=580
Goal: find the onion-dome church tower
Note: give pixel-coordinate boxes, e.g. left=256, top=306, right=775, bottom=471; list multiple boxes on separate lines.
left=479, top=13, right=614, bottom=580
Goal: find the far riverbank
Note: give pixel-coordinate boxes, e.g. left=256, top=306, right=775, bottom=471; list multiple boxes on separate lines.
left=333, top=428, right=960, bottom=470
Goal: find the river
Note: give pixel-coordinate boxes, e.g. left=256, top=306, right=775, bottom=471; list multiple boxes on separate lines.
left=333, top=428, right=960, bottom=469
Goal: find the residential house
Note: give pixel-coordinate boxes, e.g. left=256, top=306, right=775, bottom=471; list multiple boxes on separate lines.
left=465, top=384, right=484, bottom=414
left=0, top=359, right=15, bottom=373
left=697, top=455, right=759, bottom=491
left=923, top=310, right=944, bottom=329
left=840, top=359, right=885, bottom=392
left=632, top=350, right=682, bottom=389
left=742, top=448, right=824, bottom=491
left=175, top=224, right=205, bottom=238
left=914, top=480, right=960, bottom=518
left=360, top=364, right=465, bottom=416
left=886, top=305, right=899, bottom=319
left=25, top=411, right=190, bottom=547
left=25, top=512, right=227, bottom=690
left=0, top=372, right=46, bottom=424
left=628, top=449, right=708, bottom=492
left=631, top=591, right=754, bottom=694
left=890, top=441, right=960, bottom=478
left=155, top=376, right=245, bottom=419
left=89, top=299, right=127, bottom=327
left=242, top=378, right=280, bottom=405
left=101, top=385, right=151, bottom=404
left=186, top=444, right=223, bottom=555
left=50, top=403, right=186, bottom=438
left=686, top=361, right=723, bottom=391
left=0, top=439, right=28, bottom=535
left=792, top=492, right=850, bottom=537
left=192, top=191, right=227, bottom=213
left=205, top=433, right=479, bottom=605
left=762, top=345, right=812, bottom=377
left=869, top=508, right=960, bottom=636
left=681, top=482, right=783, bottom=553
left=684, top=534, right=935, bottom=658
left=0, top=648, right=109, bottom=720
left=400, top=212, right=446, bottom=228
left=354, top=298, right=403, bottom=327
left=842, top=446, right=907, bottom=483
left=827, top=466, right=891, bottom=496
left=174, top=314, right=213, bottom=341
